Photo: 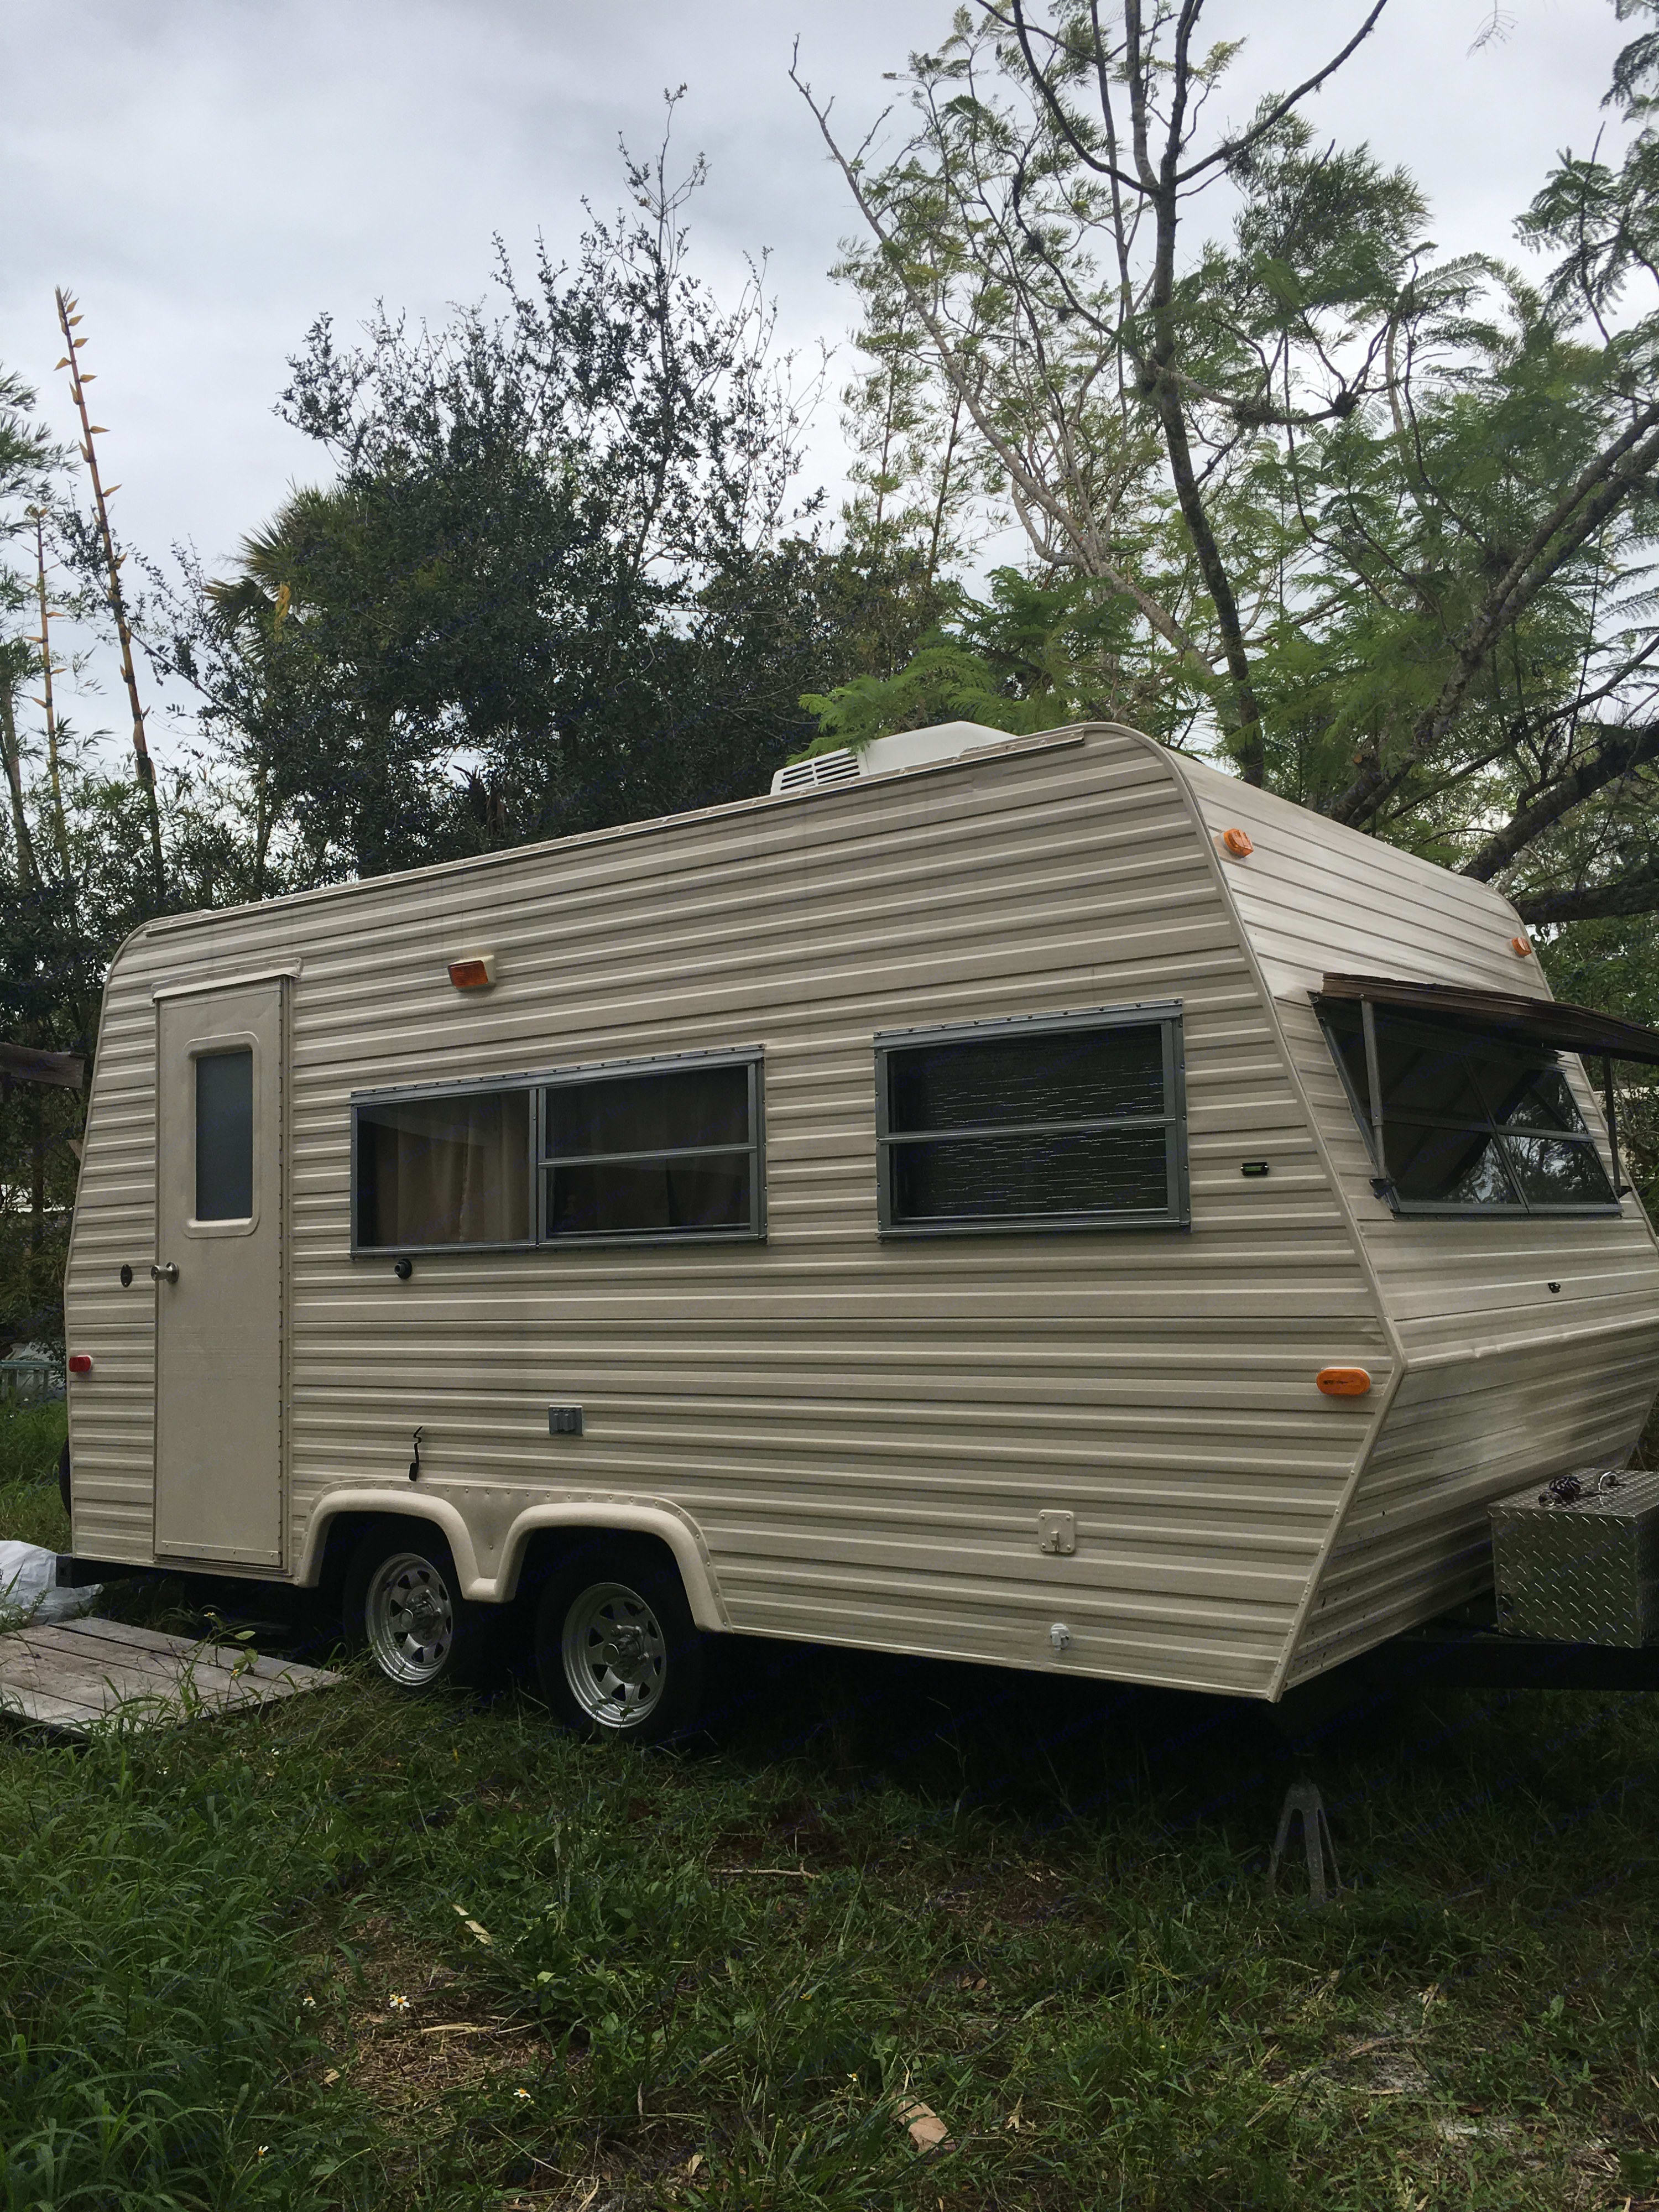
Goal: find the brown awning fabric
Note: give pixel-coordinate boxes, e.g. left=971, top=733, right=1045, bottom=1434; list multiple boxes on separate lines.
left=1316, top=973, right=1659, bottom=1068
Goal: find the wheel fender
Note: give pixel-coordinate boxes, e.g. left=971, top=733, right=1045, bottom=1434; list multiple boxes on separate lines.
left=499, top=1501, right=728, bottom=1630
left=297, top=1491, right=728, bottom=1631
left=296, top=1490, right=481, bottom=1590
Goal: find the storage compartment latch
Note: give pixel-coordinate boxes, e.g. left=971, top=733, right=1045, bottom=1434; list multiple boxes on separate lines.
left=1037, top=1510, right=1076, bottom=1556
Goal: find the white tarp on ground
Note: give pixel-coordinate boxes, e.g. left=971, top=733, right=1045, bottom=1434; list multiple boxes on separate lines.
left=0, top=1542, right=99, bottom=1624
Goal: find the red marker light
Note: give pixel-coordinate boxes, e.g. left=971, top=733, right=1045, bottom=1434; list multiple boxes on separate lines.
left=67, top=1353, right=93, bottom=1376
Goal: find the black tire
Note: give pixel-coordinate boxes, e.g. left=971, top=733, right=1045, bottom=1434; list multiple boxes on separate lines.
left=58, top=1438, right=71, bottom=1517
left=343, top=1521, right=494, bottom=1694
left=533, top=1538, right=705, bottom=1745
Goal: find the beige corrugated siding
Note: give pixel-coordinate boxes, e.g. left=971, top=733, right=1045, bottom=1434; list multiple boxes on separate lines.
left=61, top=977, right=159, bottom=1561
left=67, top=728, right=1390, bottom=1699
left=1176, top=756, right=1659, bottom=1683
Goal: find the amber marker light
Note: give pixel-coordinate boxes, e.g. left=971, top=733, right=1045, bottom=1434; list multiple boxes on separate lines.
left=1511, top=934, right=1533, bottom=957
left=447, top=954, right=497, bottom=990
left=1316, top=1366, right=1371, bottom=1396
left=1219, top=826, right=1254, bottom=857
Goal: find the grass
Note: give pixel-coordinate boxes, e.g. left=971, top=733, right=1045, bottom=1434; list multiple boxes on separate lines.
left=0, top=1401, right=69, bottom=1554
left=1, top=1495, right=1657, bottom=2206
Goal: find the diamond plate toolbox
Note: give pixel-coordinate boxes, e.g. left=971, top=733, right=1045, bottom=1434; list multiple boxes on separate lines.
left=1491, top=1468, right=1659, bottom=1646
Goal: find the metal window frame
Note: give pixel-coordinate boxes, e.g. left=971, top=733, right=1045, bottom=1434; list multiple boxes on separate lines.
left=873, top=1001, right=1189, bottom=1239
left=1317, top=1003, right=1621, bottom=1220
left=350, top=1076, right=538, bottom=1256
left=349, top=1046, right=766, bottom=1257
left=538, top=1048, right=766, bottom=1248
left=184, top=1032, right=261, bottom=1239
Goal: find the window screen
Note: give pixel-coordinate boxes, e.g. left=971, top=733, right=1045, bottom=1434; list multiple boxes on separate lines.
left=1320, top=1003, right=1616, bottom=1215
left=877, top=1008, right=1187, bottom=1234
left=356, top=1089, right=531, bottom=1248
left=541, top=1061, right=760, bottom=1240
left=195, top=1048, right=253, bottom=1220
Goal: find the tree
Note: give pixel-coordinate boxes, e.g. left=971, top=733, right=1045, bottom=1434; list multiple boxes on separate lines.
left=156, top=107, right=948, bottom=880
left=795, top=2, right=1414, bottom=781
left=0, top=369, right=83, bottom=1351
left=796, top=0, right=1659, bottom=938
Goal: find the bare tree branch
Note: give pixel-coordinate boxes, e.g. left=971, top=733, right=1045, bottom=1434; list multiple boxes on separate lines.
left=1330, top=405, right=1659, bottom=825
left=790, top=45, right=1212, bottom=674
left=1514, top=862, right=1659, bottom=924
left=1463, top=722, right=1659, bottom=879
left=1175, top=2, right=1394, bottom=184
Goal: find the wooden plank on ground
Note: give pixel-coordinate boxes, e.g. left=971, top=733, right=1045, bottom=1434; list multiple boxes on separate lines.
left=0, top=1683, right=108, bottom=1728
left=0, top=1635, right=247, bottom=1702
left=22, top=1641, right=255, bottom=1700
left=0, top=1617, right=342, bottom=1738
left=7, top=1624, right=247, bottom=1683
left=61, top=1616, right=314, bottom=1681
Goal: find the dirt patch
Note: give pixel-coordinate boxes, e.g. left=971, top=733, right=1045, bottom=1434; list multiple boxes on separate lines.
left=309, top=1913, right=545, bottom=2116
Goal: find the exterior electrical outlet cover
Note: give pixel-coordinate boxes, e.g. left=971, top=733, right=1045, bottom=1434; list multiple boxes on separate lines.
left=62, top=718, right=1659, bottom=1705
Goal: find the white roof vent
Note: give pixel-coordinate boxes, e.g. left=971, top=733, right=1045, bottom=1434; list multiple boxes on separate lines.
left=771, top=748, right=863, bottom=796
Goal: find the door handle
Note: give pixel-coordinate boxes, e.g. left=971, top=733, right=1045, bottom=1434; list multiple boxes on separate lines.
left=151, top=1261, right=179, bottom=1284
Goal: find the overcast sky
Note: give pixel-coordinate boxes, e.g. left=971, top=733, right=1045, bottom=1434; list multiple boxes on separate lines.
left=0, top=0, right=1635, bottom=758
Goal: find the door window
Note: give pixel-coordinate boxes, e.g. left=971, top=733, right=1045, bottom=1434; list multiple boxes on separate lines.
left=195, top=1048, right=254, bottom=1221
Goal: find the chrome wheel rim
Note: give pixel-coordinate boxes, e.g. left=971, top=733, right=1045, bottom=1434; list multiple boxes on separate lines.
left=562, top=1580, right=667, bottom=1730
left=365, top=1552, right=455, bottom=1687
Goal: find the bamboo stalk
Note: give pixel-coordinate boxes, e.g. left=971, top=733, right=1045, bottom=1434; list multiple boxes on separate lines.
left=53, top=286, right=164, bottom=895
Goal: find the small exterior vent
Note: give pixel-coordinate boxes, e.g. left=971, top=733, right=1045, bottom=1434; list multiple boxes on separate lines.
left=770, top=749, right=863, bottom=797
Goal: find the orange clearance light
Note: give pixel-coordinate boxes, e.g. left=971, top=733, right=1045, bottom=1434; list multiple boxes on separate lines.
left=1220, top=826, right=1254, bottom=858
left=67, top=1353, right=92, bottom=1376
left=1511, top=934, right=1533, bottom=957
left=447, top=954, right=497, bottom=990
left=1317, top=1366, right=1371, bottom=1397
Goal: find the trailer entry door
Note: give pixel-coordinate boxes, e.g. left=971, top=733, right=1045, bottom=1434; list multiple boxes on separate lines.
left=153, top=977, right=286, bottom=1566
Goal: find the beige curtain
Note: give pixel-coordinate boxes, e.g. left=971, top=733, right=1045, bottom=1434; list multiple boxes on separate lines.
left=371, top=1093, right=529, bottom=1245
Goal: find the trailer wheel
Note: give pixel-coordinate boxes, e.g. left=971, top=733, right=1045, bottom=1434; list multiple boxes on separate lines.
left=533, top=1543, right=704, bottom=1744
left=344, top=1524, right=488, bottom=1693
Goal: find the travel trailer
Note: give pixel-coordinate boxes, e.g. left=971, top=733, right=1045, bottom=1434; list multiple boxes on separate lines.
left=59, top=719, right=1659, bottom=1737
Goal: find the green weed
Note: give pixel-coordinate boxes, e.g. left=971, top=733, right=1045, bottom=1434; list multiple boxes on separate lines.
left=0, top=1404, right=69, bottom=1555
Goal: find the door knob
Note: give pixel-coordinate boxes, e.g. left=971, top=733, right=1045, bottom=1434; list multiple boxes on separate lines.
left=151, top=1261, right=178, bottom=1284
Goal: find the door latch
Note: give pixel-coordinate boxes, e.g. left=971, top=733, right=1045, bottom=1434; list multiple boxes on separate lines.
left=150, top=1261, right=179, bottom=1284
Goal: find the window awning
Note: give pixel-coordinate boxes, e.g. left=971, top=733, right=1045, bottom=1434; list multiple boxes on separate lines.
left=1315, top=974, right=1659, bottom=1069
